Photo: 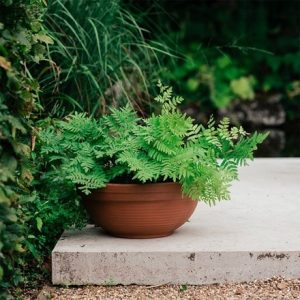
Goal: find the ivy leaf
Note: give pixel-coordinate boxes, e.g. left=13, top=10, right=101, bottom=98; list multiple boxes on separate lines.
left=0, top=266, right=3, bottom=280
left=0, top=56, right=11, bottom=70
left=20, top=166, right=33, bottom=183
left=15, top=30, right=31, bottom=49
left=0, top=155, right=17, bottom=182
left=34, top=33, right=54, bottom=45
left=15, top=243, right=25, bottom=253
left=11, top=141, right=31, bottom=157
left=5, top=115, right=27, bottom=135
left=5, top=212, right=17, bottom=222
left=30, top=21, right=42, bottom=33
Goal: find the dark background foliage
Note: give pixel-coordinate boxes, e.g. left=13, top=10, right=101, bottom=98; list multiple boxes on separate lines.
left=127, top=0, right=300, bottom=156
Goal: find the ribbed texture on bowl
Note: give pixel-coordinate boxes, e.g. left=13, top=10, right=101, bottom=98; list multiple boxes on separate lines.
left=84, top=183, right=198, bottom=239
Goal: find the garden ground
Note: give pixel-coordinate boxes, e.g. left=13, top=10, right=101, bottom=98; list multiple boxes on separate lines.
left=18, top=277, right=300, bottom=300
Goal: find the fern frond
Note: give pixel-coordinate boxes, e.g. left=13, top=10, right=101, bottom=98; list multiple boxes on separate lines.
left=116, top=151, right=160, bottom=182
left=38, top=82, right=267, bottom=203
left=217, top=117, right=231, bottom=142
left=65, top=165, right=107, bottom=195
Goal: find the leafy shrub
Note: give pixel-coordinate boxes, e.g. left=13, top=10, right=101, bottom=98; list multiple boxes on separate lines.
left=38, top=82, right=267, bottom=205
left=168, top=53, right=258, bottom=109
left=20, top=158, right=87, bottom=274
left=0, top=0, right=50, bottom=297
left=0, top=0, right=80, bottom=296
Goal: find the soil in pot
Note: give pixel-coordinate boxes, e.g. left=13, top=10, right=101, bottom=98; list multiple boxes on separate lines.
left=84, top=182, right=198, bottom=239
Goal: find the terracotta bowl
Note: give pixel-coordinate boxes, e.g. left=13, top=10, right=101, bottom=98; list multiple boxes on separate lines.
left=84, top=182, right=198, bottom=239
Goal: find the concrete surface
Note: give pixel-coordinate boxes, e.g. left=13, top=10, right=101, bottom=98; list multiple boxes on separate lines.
left=52, top=158, right=300, bottom=285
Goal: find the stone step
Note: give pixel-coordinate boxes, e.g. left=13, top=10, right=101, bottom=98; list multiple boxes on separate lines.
left=52, top=158, right=300, bottom=285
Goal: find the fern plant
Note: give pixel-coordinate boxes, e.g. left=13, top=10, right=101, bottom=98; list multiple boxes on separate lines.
left=38, top=82, right=267, bottom=205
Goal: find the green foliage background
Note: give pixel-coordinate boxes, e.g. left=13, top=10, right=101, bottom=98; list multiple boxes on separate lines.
left=129, top=0, right=300, bottom=118
left=40, top=0, right=171, bottom=117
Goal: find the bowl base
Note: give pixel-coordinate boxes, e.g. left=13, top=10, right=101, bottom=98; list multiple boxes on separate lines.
left=105, top=231, right=174, bottom=239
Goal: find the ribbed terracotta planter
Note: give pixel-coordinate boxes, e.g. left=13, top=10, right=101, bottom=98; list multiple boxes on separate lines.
left=84, top=182, right=198, bottom=239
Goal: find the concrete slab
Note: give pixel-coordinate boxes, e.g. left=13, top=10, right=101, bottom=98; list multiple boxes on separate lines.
left=52, top=158, right=300, bottom=285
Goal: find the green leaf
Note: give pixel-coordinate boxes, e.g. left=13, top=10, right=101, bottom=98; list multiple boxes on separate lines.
left=15, top=30, right=31, bottom=48
left=36, top=217, right=43, bottom=232
left=15, top=243, right=25, bottom=253
left=230, top=76, right=255, bottom=100
left=31, top=21, right=42, bottom=33
left=0, top=55, right=11, bottom=70
left=186, top=78, right=199, bottom=92
left=34, top=33, right=54, bottom=45
left=216, top=55, right=231, bottom=69
left=11, top=141, right=31, bottom=157
left=0, top=188, right=10, bottom=204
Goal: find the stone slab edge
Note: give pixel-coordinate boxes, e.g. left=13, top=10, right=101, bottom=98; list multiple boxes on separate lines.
left=52, top=250, right=300, bottom=285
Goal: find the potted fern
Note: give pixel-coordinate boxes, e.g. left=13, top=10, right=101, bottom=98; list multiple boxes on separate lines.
left=38, top=82, right=267, bottom=238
